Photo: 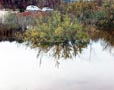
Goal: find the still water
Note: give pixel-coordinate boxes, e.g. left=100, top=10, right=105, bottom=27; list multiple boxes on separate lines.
left=0, top=40, right=114, bottom=90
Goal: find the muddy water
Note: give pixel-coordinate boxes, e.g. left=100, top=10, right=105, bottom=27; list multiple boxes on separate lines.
left=0, top=40, right=114, bottom=90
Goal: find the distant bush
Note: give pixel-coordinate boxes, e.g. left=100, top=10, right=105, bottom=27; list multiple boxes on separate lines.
left=96, top=1, right=114, bottom=30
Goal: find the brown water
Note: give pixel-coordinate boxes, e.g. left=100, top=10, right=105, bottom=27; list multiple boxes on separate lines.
left=0, top=40, right=114, bottom=90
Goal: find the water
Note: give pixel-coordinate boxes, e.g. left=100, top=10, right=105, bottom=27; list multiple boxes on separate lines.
left=0, top=41, right=114, bottom=90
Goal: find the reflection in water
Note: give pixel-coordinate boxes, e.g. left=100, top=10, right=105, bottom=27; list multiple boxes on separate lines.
left=91, top=30, right=114, bottom=48
left=0, top=41, right=114, bottom=90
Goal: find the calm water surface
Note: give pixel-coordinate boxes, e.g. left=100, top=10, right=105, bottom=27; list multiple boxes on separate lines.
left=0, top=41, right=114, bottom=90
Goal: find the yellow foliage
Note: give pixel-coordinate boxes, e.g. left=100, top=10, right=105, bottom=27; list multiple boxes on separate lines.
left=54, top=27, right=63, bottom=36
left=40, top=32, right=46, bottom=38
left=31, top=29, right=39, bottom=37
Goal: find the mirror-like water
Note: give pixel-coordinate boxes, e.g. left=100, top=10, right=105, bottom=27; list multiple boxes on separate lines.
left=0, top=41, right=114, bottom=90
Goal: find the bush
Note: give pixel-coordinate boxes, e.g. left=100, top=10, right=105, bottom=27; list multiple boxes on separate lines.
left=96, top=1, right=114, bottom=30
left=24, top=11, right=89, bottom=58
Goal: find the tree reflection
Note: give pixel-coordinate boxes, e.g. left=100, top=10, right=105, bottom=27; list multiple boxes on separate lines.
left=91, top=29, right=114, bottom=49
left=34, top=40, right=89, bottom=59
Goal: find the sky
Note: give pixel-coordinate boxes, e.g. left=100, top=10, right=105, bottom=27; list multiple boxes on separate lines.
left=0, top=41, right=114, bottom=90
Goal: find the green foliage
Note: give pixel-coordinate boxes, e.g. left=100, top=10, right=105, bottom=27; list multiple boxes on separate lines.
left=96, top=1, right=114, bottom=30
left=66, top=1, right=97, bottom=18
left=59, top=1, right=98, bottom=26
left=96, top=10, right=105, bottom=19
left=24, top=11, right=89, bottom=58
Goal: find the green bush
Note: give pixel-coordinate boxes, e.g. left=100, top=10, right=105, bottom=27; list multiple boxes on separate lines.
left=96, top=2, right=114, bottom=30
left=24, top=11, right=89, bottom=58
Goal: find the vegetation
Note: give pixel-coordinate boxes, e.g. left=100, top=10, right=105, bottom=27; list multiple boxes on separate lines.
left=24, top=11, right=89, bottom=58
left=1, top=0, right=114, bottom=59
left=96, top=1, right=114, bottom=30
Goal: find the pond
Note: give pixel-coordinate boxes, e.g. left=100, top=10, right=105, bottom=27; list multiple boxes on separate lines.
left=0, top=40, right=114, bottom=90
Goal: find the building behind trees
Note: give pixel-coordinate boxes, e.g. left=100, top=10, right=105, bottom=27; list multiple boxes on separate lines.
left=0, top=0, right=62, bottom=10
